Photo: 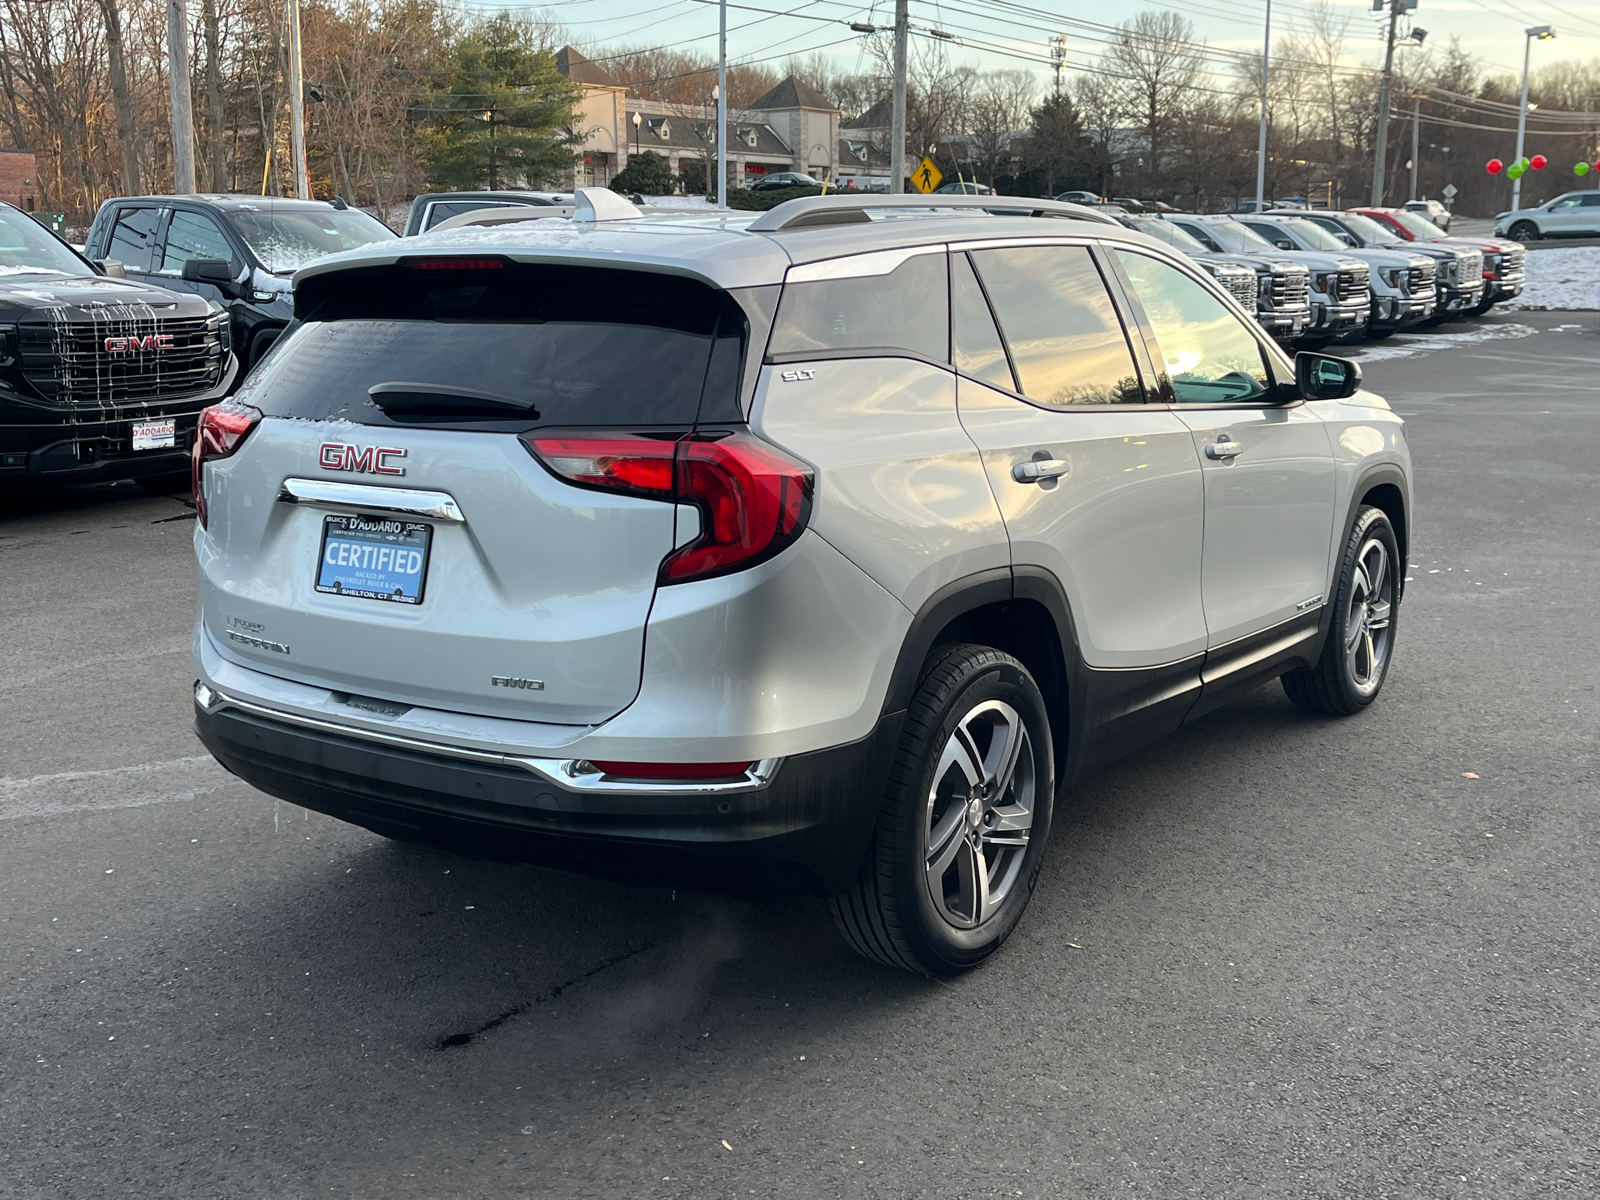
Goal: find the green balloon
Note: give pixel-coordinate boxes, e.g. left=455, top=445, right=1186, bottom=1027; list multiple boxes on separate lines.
left=1508, top=163, right=1525, bottom=179
left=1519, top=156, right=1531, bottom=169
left=1577, top=161, right=1592, bottom=176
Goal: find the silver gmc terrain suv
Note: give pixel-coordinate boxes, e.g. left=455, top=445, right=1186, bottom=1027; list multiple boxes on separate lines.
left=191, top=190, right=1410, bottom=975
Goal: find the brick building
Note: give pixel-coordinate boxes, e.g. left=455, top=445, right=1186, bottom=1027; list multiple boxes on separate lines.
left=0, top=149, right=39, bottom=212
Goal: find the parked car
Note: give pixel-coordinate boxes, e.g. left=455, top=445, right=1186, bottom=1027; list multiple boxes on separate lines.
left=403, top=191, right=571, bottom=236
left=1346, top=206, right=1525, bottom=313
left=1116, top=215, right=1278, bottom=336
left=1492, top=189, right=1600, bottom=240
left=750, top=172, right=821, bottom=192
left=1230, top=215, right=1385, bottom=344
left=936, top=182, right=994, bottom=195
left=1297, top=210, right=1497, bottom=316
left=0, top=200, right=235, bottom=490
left=1404, top=199, right=1452, bottom=232
left=190, top=188, right=1410, bottom=976
left=1054, top=190, right=1100, bottom=205
left=84, top=194, right=397, bottom=375
left=1164, top=211, right=1376, bottom=340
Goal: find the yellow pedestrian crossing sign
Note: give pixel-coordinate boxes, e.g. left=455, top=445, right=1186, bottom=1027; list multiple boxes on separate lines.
left=912, top=157, right=943, bottom=194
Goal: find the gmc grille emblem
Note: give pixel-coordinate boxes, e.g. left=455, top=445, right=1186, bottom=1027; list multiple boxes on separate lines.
left=105, top=333, right=174, bottom=353
left=319, top=442, right=407, bottom=476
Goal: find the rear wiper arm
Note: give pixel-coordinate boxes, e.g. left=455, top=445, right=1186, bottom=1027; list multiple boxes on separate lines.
left=367, top=382, right=539, bottom=420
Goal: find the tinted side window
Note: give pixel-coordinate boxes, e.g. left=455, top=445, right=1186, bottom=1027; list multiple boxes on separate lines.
left=1173, top=221, right=1224, bottom=253
left=161, top=211, right=236, bottom=273
left=107, top=206, right=162, bottom=272
left=951, top=252, right=1016, bottom=392
left=1582, top=195, right=1600, bottom=207
left=1114, top=250, right=1270, bottom=405
left=970, top=244, right=1143, bottom=407
left=768, top=252, right=948, bottom=362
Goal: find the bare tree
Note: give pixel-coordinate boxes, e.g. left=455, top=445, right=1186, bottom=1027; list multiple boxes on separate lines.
left=1106, top=11, right=1203, bottom=193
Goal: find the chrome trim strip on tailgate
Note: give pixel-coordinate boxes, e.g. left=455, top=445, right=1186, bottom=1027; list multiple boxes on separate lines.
left=277, top=478, right=466, bottom=522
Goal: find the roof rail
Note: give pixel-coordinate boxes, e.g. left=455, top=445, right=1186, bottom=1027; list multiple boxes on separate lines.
left=745, top=193, right=1120, bottom=233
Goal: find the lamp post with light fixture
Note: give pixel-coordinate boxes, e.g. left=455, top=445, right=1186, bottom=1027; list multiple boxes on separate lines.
left=632, top=110, right=641, bottom=161
left=1513, top=25, right=1555, bottom=212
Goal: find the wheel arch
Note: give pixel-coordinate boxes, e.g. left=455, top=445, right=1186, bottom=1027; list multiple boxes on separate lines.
left=881, top=567, right=1084, bottom=786
left=1350, top=465, right=1409, bottom=589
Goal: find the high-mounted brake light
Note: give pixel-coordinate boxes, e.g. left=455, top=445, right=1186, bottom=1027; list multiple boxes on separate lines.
left=407, top=257, right=505, bottom=270
left=522, top=429, right=813, bottom=585
left=192, top=403, right=260, bottom=527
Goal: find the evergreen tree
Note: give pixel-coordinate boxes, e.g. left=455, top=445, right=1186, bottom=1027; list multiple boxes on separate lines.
left=425, top=14, right=581, bottom=190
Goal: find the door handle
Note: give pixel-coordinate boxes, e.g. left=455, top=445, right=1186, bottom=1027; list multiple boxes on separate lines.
left=1205, top=440, right=1244, bottom=461
left=1012, top=458, right=1069, bottom=483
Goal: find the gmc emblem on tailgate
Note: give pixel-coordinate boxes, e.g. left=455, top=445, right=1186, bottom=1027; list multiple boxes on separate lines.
left=319, top=443, right=407, bottom=476
left=105, top=333, right=174, bottom=353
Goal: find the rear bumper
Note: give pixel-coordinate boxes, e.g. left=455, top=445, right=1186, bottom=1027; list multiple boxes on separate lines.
left=194, top=691, right=900, bottom=897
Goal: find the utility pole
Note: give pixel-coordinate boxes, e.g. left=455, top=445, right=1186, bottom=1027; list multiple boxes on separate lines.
left=1409, top=95, right=1420, bottom=201
left=716, top=0, right=728, bottom=208
left=890, top=0, right=908, bottom=194
left=165, top=0, right=196, bottom=193
left=287, top=0, right=309, bottom=198
left=1254, top=0, right=1271, bottom=209
left=1370, top=0, right=1404, bottom=207
left=487, top=109, right=499, bottom=190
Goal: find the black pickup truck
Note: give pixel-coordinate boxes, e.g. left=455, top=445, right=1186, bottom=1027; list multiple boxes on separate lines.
left=0, top=201, right=235, bottom=490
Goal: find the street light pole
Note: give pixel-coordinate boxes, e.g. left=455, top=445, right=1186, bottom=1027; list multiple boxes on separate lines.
left=716, top=0, right=728, bottom=208
left=1409, top=95, right=1420, bottom=201
left=1514, top=26, right=1555, bottom=213
left=1254, top=0, right=1270, bottom=210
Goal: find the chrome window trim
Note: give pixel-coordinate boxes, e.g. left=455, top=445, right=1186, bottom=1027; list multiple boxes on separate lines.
left=783, top=244, right=946, bottom=283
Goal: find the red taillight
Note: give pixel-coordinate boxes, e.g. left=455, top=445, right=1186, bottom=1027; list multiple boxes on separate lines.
left=590, top=761, right=754, bottom=782
left=523, top=430, right=813, bottom=585
left=192, top=403, right=260, bottom=527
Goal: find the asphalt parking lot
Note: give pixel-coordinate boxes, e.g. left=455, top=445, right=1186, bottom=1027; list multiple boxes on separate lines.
left=2, top=308, right=1596, bottom=1199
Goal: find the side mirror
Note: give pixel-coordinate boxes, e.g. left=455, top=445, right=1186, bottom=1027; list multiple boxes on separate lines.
left=1296, top=351, right=1362, bottom=401
left=1337, top=233, right=1356, bottom=246
left=95, top=258, right=126, bottom=278
left=182, top=257, right=241, bottom=298
left=1275, top=238, right=1295, bottom=250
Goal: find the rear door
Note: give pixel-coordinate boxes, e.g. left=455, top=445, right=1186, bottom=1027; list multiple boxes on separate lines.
left=953, top=242, right=1209, bottom=671
left=198, top=260, right=738, bottom=724
left=1110, top=247, right=1336, bottom=648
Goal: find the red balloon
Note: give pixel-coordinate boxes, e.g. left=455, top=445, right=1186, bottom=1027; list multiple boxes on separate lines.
left=1486, top=158, right=1503, bottom=175
left=1531, top=154, right=1547, bottom=170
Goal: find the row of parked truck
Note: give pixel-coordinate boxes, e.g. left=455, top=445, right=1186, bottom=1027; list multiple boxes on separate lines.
left=1112, top=207, right=1524, bottom=349
left=0, top=188, right=1522, bottom=493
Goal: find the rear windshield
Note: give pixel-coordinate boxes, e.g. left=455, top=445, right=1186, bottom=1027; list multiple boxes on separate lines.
left=239, top=261, right=741, bottom=429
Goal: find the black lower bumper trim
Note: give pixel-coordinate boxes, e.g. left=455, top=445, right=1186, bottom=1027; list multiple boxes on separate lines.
left=195, top=702, right=904, bottom=897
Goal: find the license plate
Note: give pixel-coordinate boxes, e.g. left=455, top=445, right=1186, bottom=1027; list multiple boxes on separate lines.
left=315, top=514, right=432, bottom=605
left=132, top=419, right=176, bottom=451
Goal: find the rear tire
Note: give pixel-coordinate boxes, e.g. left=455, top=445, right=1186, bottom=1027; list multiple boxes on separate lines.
left=830, top=644, right=1055, bottom=976
left=1282, top=505, right=1400, bottom=715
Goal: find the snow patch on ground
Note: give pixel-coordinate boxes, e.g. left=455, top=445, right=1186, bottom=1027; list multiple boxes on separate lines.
left=642, top=195, right=716, bottom=210
left=1504, top=245, right=1600, bottom=311
left=1352, top=321, right=1540, bottom=362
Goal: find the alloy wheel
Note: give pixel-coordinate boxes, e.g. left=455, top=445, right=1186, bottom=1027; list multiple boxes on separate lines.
left=1345, top=535, right=1395, bottom=695
left=923, top=700, right=1036, bottom=930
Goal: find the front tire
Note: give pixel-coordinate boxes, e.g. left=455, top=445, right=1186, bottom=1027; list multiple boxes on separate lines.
left=1508, top=220, right=1538, bottom=241
left=830, top=644, right=1055, bottom=975
left=1282, top=505, right=1400, bottom=715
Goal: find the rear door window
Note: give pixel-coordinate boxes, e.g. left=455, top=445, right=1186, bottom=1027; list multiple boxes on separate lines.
left=969, top=244, right=1144, bottom=407
left=106, top=206, right=162, bottom=273
left=767, top=251, right=948, bottom=362
left=243, top=261, right=741, bottom=429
